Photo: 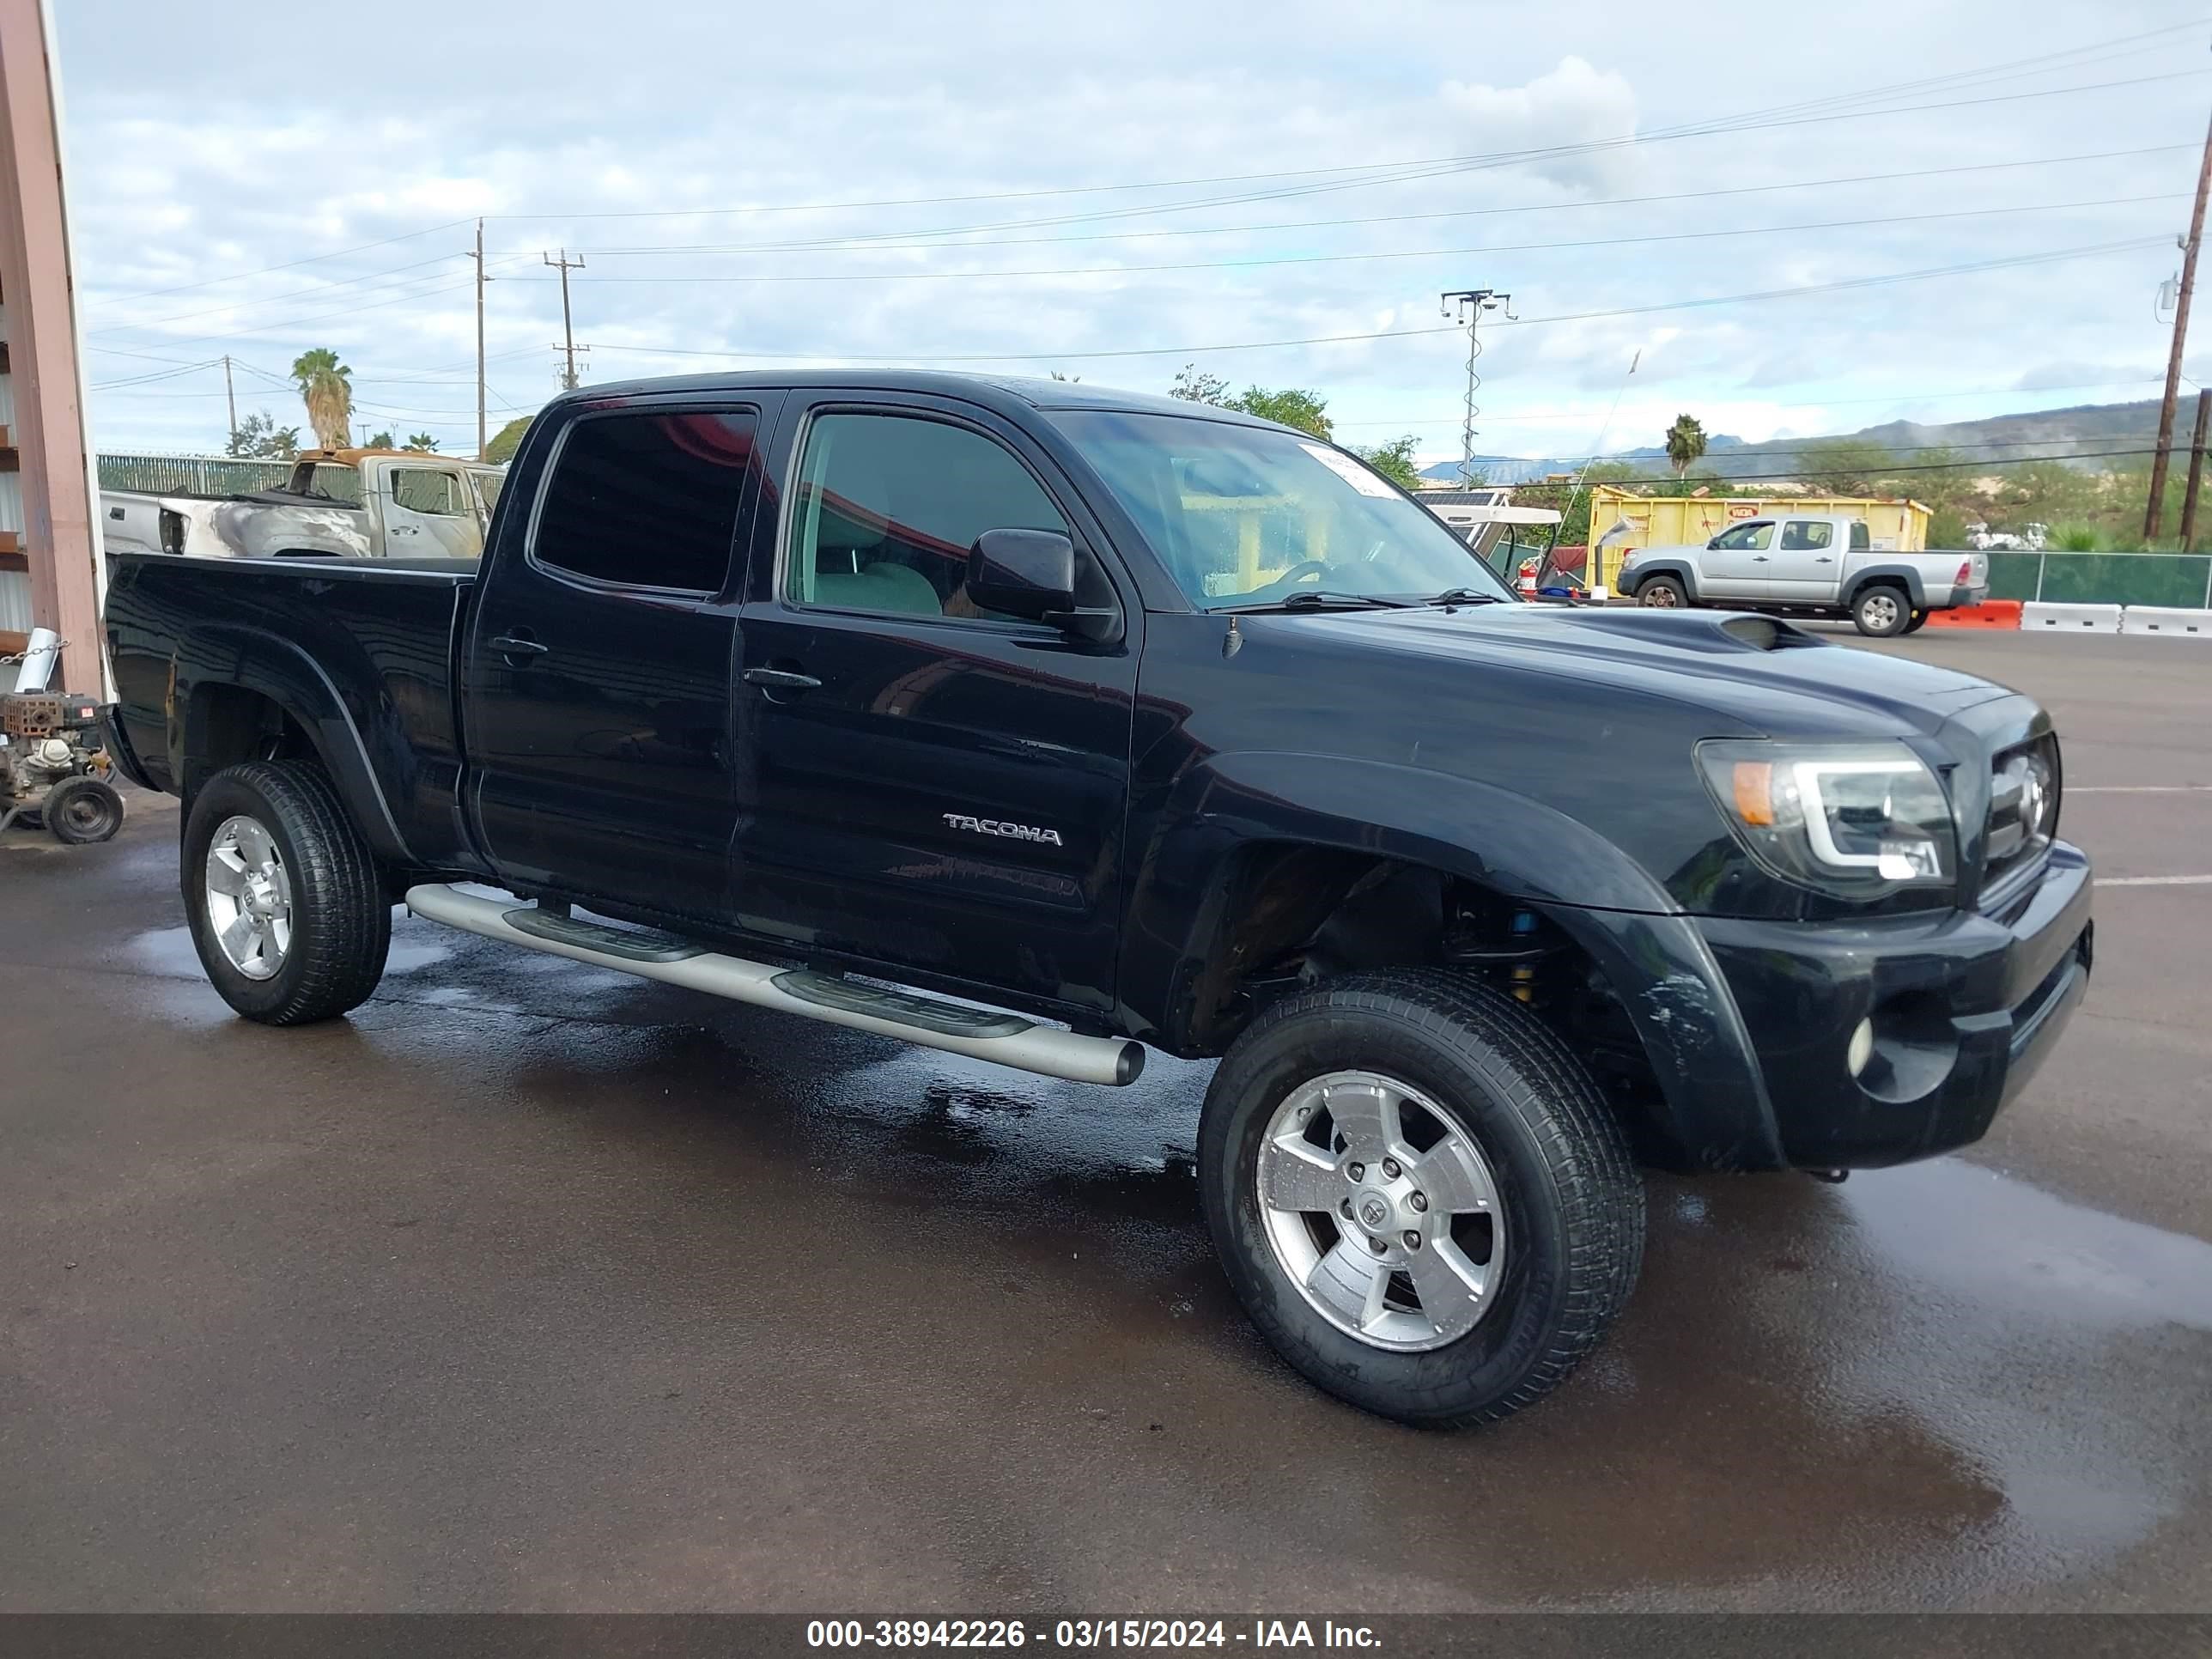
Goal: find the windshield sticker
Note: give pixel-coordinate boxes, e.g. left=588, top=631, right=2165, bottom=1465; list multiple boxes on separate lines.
left=1299, top=442, right=1397, bottom=498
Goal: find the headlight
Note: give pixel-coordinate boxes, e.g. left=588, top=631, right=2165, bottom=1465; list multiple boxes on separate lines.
left=1698, top=739, right=1956, bottom=896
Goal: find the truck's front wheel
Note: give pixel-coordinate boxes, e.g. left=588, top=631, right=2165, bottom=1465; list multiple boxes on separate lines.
left=1198, top=970, right=1644, bottom=1428
left=182, top=761, right=391, bottom=1025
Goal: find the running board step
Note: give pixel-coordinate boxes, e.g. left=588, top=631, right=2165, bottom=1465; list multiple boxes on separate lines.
left=404, top=884, right=1145, bottom=1087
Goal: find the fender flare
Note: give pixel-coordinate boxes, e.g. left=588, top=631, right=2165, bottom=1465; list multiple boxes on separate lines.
left=1843, top=564, right=1927, bottom=609
left=1621, top=558, right=1698, bottom=601
left=1120, top=752, right=1784, bottom=1168
left=169, top=622, right=414, bottom=863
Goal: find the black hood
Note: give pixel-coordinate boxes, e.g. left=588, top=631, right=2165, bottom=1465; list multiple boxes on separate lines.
left=1289, top=603, right=2018, bottom=742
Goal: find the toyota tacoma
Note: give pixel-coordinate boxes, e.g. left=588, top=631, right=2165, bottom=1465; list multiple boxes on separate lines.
left=102, top=372, right=2093, bottom=1427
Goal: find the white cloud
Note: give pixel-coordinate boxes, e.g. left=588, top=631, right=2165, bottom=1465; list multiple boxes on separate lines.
left=53, top=1, right=2200, bottom=457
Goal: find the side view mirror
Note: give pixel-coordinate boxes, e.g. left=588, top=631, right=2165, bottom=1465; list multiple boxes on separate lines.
left=968, top=528, right=1077, bottom=620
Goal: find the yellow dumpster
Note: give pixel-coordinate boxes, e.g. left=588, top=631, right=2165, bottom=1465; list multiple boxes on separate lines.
left=1588, top=487, right=1929, bottom=594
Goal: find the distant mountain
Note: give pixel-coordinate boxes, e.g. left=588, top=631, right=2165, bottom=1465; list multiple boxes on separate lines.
left=1415, top=398, right=2166, bottom=486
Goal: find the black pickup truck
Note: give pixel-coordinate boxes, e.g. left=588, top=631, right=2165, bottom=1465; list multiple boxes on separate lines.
left=103, top=371, right=2093, bottom=1427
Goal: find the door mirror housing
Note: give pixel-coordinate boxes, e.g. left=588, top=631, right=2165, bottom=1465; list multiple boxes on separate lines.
left=968, top=528, right=1078, bottom=620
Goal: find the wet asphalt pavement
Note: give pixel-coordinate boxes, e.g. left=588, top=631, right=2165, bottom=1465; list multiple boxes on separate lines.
left=3, top=631, right=2209, bottom=1613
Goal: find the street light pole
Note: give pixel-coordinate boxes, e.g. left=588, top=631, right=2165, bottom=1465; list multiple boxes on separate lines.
left=1440, top=288, right=1512, bottom=490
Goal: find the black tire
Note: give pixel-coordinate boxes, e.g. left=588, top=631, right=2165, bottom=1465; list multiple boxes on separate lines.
left=1899, top=608, right=1929, bottom=635
left=181, top=760, right=391, bottom=1024
left=1636, top=574, right=1687, bottom=609
left=1197, top=969, right=1644, bottom=1429
left=1851, top=584, right=1911, bottom=637
left=44, top=775, right=125, bottom=844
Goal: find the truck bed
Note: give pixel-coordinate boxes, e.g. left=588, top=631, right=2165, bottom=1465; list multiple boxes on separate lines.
left=104, top=550, right=483, bottom=871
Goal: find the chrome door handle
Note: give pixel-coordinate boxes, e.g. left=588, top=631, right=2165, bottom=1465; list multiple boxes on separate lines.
left=743, top=666, right=822, bottom=691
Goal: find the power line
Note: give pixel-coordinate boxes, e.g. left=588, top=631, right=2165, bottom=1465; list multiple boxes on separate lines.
left=492, top=193, right=2183, bottom=286
left=565, top=237, right=2166, bottom=368
left=558, top=143, right=2197, bottom=258
left=463, top=31, right=2206, bottom=229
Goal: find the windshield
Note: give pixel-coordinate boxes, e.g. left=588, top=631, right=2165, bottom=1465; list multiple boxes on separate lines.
left=1057, top=411, right=1515, bottom=609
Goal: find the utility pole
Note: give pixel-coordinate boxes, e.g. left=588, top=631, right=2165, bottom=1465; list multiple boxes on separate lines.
left=1440, top=288, right=1512, bottom=489
left=544, top=249, right=586, bottom=390
left=468, top=218, right=489, bottom=460
left=2182, top=387, right=2212, bottom=550
left=222, top=355, right=236, bottom=448
left=2146, top=103, right=2212, bottom=542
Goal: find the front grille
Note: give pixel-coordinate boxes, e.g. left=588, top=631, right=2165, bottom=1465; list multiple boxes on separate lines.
left=1983, top=733, right=2061, bottom=898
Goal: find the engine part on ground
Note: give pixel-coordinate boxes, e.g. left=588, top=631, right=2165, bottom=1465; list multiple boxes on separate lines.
left=0, top=672, right=125, bottom=846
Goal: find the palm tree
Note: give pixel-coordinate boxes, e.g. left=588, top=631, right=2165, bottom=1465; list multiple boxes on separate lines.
left=1665, top=413, right=1708, bottom=482
left=404, top=433, right=440, bottom=453
left=290, top=347, right=355, bottom=449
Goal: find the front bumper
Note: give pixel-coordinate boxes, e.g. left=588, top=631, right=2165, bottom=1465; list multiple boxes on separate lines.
left=1693, top=842, right=2093, bottom=1168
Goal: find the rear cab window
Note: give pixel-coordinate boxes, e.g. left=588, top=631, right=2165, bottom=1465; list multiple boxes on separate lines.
left=531, top=409, right=760, bottom=594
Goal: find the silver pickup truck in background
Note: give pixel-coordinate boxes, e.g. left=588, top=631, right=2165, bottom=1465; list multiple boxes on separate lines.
left=101, top=448, right=504, bottom=562
left=1615, top=513, right=1990, bottom=637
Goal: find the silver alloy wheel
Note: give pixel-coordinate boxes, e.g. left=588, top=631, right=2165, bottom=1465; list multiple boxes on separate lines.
left=1861, top=590, right=1901, bottom=631
left=204, top=814, right=293, bottom=981
left=1255, top=1070, right=1506, bottom=1352
left=1640, top=583, right=1678, bottom=607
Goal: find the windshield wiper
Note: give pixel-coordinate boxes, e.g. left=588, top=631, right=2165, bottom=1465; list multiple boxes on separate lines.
left=1222, top=591, right=1415, bottom=613
left=1421, top=587, right=1507, bottom=607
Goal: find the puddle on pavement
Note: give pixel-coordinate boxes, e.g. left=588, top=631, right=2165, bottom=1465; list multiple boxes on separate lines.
left=482, top=1004, right=2211, bottom=1606
left=96, top=912, right=2212, bottom=1606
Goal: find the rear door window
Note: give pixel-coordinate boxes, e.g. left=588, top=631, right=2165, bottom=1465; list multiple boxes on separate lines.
left=1779, top=520, right=1833, bottom=550
left=531, top=410, right=759, bottom=593
left=1850, top=520, right=1871, bottom=550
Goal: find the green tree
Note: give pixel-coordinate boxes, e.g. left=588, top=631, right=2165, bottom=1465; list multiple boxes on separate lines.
left=1664, top=413, right=1707, bottom=481
left=404, top=432, right=440, bottom=452
left=1170, top=363, right=1232, bottom=405
left=483, top=415, right=535, bottom=465
left=1230, top=386, right=1332, bottom=440
left=366, top=429, right=396, bottom=449
left=289, top=347, right=355, bottom=449
left=1351, top=434, right=1422, bottom=490
left=225, top=410, right=300, bottom=460
left=1794, top=438, right=1893, bottom=495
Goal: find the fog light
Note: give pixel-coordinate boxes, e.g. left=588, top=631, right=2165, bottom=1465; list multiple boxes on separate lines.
left=1847, top=1018, right=1875, bottom=1079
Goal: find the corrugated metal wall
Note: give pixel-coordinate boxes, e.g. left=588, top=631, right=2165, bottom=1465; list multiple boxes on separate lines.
left=0, top=570, right=33, bottom=634
left=98, top=453, right=293, bottom=495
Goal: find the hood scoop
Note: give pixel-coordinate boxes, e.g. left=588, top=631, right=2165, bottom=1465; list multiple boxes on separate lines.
left=1522, top=606, right=1824, bottom=653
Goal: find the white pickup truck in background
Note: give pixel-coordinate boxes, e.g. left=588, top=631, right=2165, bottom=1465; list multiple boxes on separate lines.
left=101, top=448, right=504, bottom=562
left=1614, top=513, right=1990, bottom=637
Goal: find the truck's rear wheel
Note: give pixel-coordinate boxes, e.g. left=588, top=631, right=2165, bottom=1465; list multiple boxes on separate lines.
left=1852, top=584, right=1910, bottom=637
left=182, top=760, right=391, bottom=1024
left=1636, top=575, right=1686, bottom=609
left=1197, top=969, right=1644, bottom=1428
left=1900, top=607, right=1929, bottom=635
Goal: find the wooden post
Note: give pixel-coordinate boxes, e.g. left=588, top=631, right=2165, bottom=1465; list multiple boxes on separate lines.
left=0, top=0, right=102, bottom=693
left=2181, top=388, right=2212, bottom=553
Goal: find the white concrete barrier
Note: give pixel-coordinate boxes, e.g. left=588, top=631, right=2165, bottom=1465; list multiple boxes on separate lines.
left=2021, top=602, right=2122, bottom=634
left=2120, top=605, right=2212, bottom=639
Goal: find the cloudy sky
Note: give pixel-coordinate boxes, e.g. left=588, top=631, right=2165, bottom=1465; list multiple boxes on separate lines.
left=54, top=0, right=2212, bottom=469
